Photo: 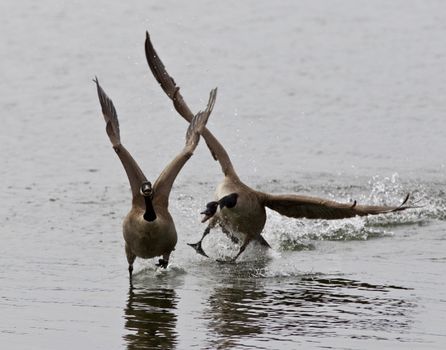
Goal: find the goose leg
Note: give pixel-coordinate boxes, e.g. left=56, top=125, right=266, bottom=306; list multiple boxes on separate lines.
left=221, top=225, right=239, bottom=244
left=125, top=244, right=136, bottom=278
left=156, top=252, right=170, bottom=269
left=188, top=225, right=211, bottom=257
left=216, top=237, right=252, bottom=264
left=232, top=237, right=251, bottom=261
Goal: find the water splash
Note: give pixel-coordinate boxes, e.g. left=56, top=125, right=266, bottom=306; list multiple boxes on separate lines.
left=177, top=175, right=445, bottom=262
left=131, top=261, right=187, bottom=281
left=261, top=175, right=446, bottom=253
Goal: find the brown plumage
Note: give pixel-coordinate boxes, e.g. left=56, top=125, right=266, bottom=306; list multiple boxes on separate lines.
left=94, top=77, right=216, bottom=275
left=144, top=31, right=415, bottom=262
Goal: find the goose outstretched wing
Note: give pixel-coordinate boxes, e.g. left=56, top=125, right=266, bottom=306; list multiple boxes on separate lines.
left=262, top=192, right=413, bottom=219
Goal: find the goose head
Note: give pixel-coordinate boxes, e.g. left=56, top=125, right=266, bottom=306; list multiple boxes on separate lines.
left=201, top=201, right=219, bottom=223
left=140, top=181, right=153, bottom=198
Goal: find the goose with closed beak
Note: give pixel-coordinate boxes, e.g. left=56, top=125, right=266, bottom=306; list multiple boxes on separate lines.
left=94, top=77, right=217, bottom=275
left=144, top=31, right=416, bottom=263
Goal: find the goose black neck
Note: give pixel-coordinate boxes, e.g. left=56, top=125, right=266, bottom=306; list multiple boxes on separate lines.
left=143, top=196, right=157, bottom=222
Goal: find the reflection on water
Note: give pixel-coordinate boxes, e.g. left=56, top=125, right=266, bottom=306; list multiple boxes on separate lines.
left=204, top=273, right=415, bottom=348
left=123, top=284, right=178, bottom=350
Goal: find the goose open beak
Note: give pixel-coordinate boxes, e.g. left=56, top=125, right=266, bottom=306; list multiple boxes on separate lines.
left=200, top=208, right=215, bottom=223
left=201, top=214, right=212, bottom=223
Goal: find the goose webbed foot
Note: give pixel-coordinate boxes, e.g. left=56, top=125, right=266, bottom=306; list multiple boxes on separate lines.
left=215, top=258, right=237, bottom=264
left=187, top=241, right=209, bottom=257
left=156, top=259, right=169, bottom=268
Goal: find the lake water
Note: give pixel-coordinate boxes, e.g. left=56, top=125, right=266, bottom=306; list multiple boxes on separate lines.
left=1, top=1, right=446, bottom=349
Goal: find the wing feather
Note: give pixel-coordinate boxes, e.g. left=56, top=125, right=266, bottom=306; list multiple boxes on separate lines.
left=145, top=30, right=238, bottom=179
left=262, top=193, right=413, bottom=220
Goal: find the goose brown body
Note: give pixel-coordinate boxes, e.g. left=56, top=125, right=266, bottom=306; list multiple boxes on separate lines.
left=122, top=207, right=177, bottom=259
left=212, top=178, right=266, bottom=240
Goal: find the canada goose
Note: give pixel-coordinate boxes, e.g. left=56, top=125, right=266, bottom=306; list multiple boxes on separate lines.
left=94, top=77, right=217, bottom=274
left=144, top=31, right=415, bottom=262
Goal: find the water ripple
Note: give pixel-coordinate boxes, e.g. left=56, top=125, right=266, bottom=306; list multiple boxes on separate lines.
left=200, top=274, right=416, bottom=348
